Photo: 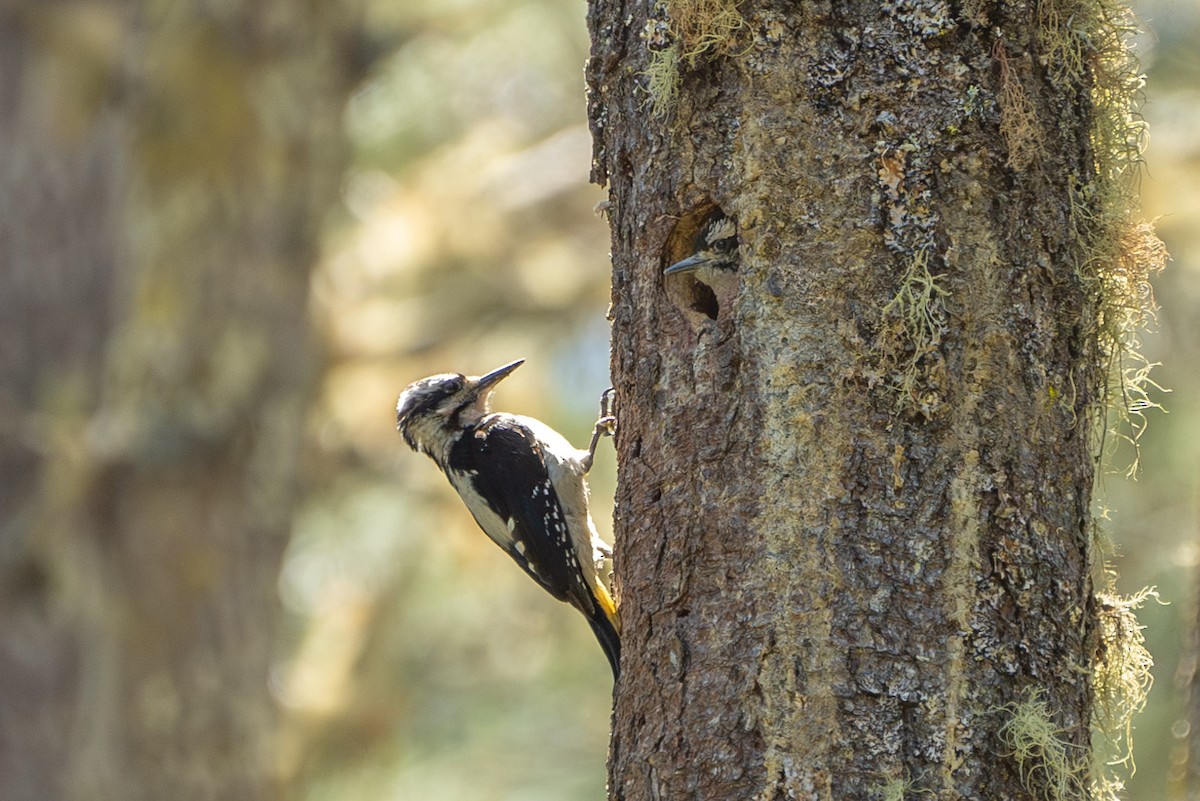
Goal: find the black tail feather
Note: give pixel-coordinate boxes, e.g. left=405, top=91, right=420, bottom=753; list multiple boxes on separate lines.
left=587, top=610, right=621, bottom=680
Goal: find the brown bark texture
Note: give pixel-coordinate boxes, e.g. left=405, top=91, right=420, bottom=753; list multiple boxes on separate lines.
left=0, top=4, right=358, bottom=800
left=587, top=2, right=1116, bottom=799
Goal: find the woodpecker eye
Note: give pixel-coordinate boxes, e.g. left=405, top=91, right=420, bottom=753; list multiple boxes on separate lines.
left=397, top=373, right=469, bottom=422
left=436, top=376, right=473, bottom=416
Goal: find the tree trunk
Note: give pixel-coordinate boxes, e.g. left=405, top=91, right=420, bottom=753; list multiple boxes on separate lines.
left=587, top=2, right=1156, bottom=799
left=0, top=4, right=358, bottom=800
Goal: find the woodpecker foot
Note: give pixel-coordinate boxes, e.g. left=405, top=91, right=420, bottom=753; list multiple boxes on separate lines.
left=596, top=387, right=617, bottom=438
left=583, top=388, right=617, bottom=472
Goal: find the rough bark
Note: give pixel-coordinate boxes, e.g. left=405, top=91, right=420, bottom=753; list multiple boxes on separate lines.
left=587, top=2, right=1117, bottom=799
left=0, top=4, right=358, bottom=800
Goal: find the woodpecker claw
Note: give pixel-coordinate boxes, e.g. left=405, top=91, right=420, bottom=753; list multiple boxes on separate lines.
left=583, top=388, right=617, bottom=472
left=600, top=387, right=617, bottom=428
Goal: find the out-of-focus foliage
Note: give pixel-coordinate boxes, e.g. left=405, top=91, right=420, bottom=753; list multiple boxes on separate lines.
left=1, top=3, right=357, bottom=799
left=278, top=1, right=615, bottom=799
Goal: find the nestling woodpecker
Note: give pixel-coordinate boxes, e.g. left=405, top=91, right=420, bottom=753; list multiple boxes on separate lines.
left=664, top=210, right=739, bottom=286
left=395, top=359, right=621, bottom=678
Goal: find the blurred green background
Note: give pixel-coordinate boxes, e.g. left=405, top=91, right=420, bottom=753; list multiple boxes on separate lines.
left=4, top=1, right=1197, bottom=799
left=287, top=2, right=617, bottom=798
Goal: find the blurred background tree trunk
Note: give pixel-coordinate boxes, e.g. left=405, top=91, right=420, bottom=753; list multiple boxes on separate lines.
left=1173, top=551, right=1200, bottom=801
left=588, top=2, right=1160, bottom=799
left=0, top=4, right=359, bottom=800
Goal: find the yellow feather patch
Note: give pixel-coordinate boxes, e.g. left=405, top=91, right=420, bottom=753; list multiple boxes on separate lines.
left=592, top=581, right=620, bottom=634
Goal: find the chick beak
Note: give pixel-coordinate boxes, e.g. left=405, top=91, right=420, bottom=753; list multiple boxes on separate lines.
left=664, top=252, right=710, bottom=276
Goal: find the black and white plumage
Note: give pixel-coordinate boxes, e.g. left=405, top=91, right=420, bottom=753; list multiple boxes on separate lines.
left=396, top=359, right=621, bottom=678
left=664, top=210, right=739, bottom=288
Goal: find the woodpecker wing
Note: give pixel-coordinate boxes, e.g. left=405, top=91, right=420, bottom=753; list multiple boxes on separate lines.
left=446, top=417, right=600, bottom=615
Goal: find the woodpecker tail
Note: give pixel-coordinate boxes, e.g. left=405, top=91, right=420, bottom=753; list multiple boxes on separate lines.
left=587, top=581, right=621, bottom=680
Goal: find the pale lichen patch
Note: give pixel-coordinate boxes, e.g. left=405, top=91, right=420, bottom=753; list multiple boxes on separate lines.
left=1090, top=588, right=1156, bottom=800
left=875, top=246, right=951, bottom=414
left=1038, top=0, right=1169, bottom=472
left=996, top=689, right=1090, bottom=801
left=640, top=0, right=746, bottom=116
left=941, top=448, right=984, bottom=793
left=993, top=40, right=1042, bottom=171
left=749, top=363, right=840, bottom=801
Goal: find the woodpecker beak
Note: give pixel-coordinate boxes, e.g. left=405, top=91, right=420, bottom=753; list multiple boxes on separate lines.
left=664, top=253, right=709, bottom=276
left=473, top=359, right=524, bottom=394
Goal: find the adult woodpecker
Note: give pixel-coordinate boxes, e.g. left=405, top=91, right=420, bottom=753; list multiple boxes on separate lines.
left=395, top=359, right=621, bottom=678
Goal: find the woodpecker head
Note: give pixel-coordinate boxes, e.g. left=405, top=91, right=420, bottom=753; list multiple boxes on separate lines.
left=664, top=212, right=738, bottom=277
left=396, top=359, right=523, bottom=458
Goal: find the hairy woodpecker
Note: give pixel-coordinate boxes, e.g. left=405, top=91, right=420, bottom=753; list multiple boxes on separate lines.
left=396, top=359, right=621, bottom=678
left=664, top=211, right=739, bottom=286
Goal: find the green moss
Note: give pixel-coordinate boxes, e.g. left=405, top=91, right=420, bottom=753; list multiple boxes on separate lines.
left=873, top=777, right=911, bottom=801
left=1045, top=16, right=1164, bottom=788
left=1038, top=0, right=1169, bottom=473
left=870, top=773, right=937, bottom=801
left=996, top=689, right=1089, bottom=801
left=993, top=42, right=1040, bottom=170
left=643, top=44, right=681, bottom=118
left=640, top=0, right=745, bottom=117
left=669, top=0, right=746, bottom=60
left=877, top=247, right=951, bottom=411
left=1090, top=588, right=1156, bottom=800
left=1089, top=212, right=1169, bottom=477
